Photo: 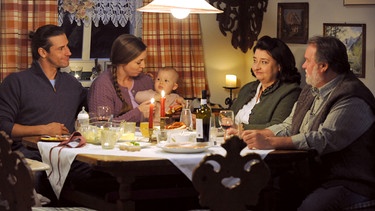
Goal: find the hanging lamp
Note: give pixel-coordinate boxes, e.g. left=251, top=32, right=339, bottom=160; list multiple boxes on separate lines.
left=137, top=0, right=223, bottom=19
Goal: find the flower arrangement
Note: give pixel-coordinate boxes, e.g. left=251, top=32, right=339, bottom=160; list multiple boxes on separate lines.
left=61, top=0, right=95, bottom=26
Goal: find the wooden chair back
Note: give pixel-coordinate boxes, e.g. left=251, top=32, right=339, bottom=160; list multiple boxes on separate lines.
left=192, top=136, right=270, bottom=211
left=0, top=131, right=35, bottom=211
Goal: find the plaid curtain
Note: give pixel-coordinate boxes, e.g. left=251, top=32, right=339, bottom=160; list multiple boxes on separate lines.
left=0, top=0, right=58, bottom=81
left=142, top=0, right=208, bottom=99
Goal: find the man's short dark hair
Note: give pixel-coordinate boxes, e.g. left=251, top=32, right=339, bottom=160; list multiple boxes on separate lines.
left=29, top=25, right=65, bottom=61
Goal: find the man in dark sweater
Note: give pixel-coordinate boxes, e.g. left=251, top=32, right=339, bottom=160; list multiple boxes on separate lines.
left=232, top=36, right=375, bottom=210
left=0, top=24, right=87, bottom=203
left=0, top=24, right=87, bottom=157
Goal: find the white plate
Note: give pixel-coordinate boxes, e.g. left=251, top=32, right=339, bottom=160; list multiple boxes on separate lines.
left=40, top=135, right=70, bottom=142
left=158, top=142, right=210, bottom=153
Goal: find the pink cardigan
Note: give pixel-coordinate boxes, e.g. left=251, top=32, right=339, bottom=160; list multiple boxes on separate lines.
left=88, top=69, right=153, bottom=122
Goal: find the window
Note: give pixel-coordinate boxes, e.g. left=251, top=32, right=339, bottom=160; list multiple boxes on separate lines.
left=90, top=21, right=131, bottom=58
left=61, top=18, right=130, bottom=59
left=61, top=16, right=83, bottom=58
left=58, top=0, right=142, bottom=62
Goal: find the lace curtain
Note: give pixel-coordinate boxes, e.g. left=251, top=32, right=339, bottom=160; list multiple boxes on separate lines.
left=58, top=0, right=142, bottom=29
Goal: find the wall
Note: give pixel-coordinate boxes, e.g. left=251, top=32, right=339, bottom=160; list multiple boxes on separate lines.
left=199, top=14, right=250, bottom=107
left=69, top=0, right=375, bottom=106
left=201, top=0, right=375, bottom=106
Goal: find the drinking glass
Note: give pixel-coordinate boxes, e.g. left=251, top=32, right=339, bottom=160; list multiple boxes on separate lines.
left=97, top=106, right=111, bottom=122
left=180, top=100, right=192, bottom=129
left=209, top=115, right=220, bottom=146
left=180, top=109, right=192, bottom=129
left=218, top=110, right=235, bottom=140
left=140, top=122, right=150, bottom=138
left=101, top=129, right=118, bottom=149
left=120, top=122, right=136, bottom=140
left=70, top=66, right=83, bottom=80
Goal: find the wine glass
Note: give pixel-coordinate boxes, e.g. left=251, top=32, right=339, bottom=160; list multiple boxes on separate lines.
left=97, top=106, right=112, bottom=122
left=218, top=110, right=235, bottom=140
left=210, top=115, right=219, bottom=146
left=180, top=100, right=192, bottom=130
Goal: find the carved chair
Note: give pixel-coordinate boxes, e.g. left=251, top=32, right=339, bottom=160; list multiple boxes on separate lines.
left=192, top=136, right=270, bottom=211
left=0, top=131, right=95, bottom=211
left=0, top=131, right=36, bottom=211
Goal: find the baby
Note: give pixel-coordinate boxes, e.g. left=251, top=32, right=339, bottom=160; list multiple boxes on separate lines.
left=135, top=67, right=184, bottom=124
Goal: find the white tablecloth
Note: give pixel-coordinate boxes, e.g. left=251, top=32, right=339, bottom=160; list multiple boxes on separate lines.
left=38, top=141, right=273, bottom=198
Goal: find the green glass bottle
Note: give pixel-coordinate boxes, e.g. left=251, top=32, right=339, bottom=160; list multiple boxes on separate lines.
left=196, top=90, right=211, bottom=142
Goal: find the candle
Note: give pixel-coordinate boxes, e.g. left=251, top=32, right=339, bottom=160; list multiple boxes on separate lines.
left=149, top=98, right=154, bottom=129
left=225, top=74, right=237, bottom=88
left=160, top=90, right=166, bottom=117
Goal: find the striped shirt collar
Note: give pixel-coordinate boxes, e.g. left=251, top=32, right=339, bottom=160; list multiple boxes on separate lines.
left=311, top=74, right=345, bottom=99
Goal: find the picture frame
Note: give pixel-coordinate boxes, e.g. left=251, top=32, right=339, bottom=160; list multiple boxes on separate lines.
left=344, top=0, right=375, bottom=5
left=323, top=23, right=366, bottom=78
left=277, top=3, right=309, bottom=44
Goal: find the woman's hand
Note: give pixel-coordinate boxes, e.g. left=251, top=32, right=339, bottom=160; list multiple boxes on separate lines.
left=138, top=100, right=152, bottom=118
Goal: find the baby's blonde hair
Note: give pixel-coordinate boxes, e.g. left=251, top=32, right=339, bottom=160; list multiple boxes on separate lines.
left=158, top=67, right=179, bottom=84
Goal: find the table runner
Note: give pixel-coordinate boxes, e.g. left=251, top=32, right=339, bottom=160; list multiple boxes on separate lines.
left=37, top=142, right=273, bottom=198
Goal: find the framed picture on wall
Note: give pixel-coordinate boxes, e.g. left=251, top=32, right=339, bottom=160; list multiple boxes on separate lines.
left=323, top=23, right=366, bottom=78
left=344, top=0, right=375, bottom=5
left=277, top=3, right=309, bottom=44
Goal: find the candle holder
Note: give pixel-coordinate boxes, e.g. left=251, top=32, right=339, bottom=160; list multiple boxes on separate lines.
left=148, top=128, right=155, bottom=144
left=223, top=86, right=239, bottom=109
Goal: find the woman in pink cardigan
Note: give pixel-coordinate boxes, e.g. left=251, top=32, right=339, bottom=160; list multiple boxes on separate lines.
left=88, top=34, right=154, bottom=123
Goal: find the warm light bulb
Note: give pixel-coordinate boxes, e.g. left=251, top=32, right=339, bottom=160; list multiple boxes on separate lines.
left=171, top=8, right=190, bottom=19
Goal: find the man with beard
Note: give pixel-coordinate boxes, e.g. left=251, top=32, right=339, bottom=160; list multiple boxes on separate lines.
left=229, top=36, right=375, bottom=210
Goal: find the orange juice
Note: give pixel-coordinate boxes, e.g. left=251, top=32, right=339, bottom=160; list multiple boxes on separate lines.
left=140, top=122, right=149, bottom=137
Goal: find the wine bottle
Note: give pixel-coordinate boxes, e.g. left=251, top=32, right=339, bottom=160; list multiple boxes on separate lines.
left=196, top=90, right=211, bottom=142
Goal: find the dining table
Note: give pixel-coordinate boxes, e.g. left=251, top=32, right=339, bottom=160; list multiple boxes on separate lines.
left=22, top=135, right=313, bottom=211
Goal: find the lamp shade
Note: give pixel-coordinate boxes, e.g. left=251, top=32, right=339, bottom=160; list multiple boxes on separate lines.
left=137, top=0, right=223, bottom=14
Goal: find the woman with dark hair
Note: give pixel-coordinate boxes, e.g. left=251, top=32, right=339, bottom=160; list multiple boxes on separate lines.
left=231, top=35, right=301, bottom=130
left=88, top=34, right=154, bottom=122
